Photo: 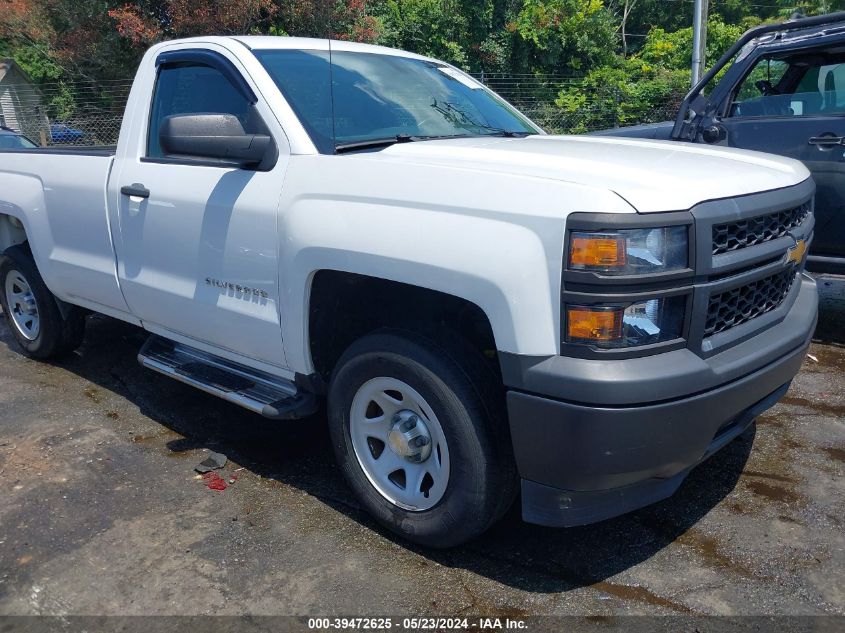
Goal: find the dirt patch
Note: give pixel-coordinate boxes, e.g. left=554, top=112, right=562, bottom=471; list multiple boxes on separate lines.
left=779, top=436, right=805, bottom=450
left=806, top=345, right=845, bottom=372
left=822, top=447, right=845, bottom=464
left=779, top=395, right=845, bottom=418
left=83, top=387, right=103, bottom=404
left=745, top=480, right=802, bottom=504
left=592, top=581, right=696, bottom=614
left=743, top=470, right=796, bottom=484
left=755, top=414, right=784, bottom=429
left=674, top=528, right=756, bottom=579
left=778, top=514, right=801, bottom=525
left=725, top=501, right=748, bottom=515
left=2, top=436, right=65, bottom=479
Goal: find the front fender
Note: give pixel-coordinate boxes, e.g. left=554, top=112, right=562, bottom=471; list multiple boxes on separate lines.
left=279, top=154, right=633, bottom=373
left=276, top=155, right=637, bottom=374
left=286, top=208, right=556, bottom=366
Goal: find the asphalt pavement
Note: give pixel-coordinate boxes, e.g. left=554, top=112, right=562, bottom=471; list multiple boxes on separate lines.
left=0, top=277, right=842, bottom=618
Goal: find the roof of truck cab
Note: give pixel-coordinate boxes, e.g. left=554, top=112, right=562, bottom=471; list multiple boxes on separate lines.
left=228, top=36, right=436, bottom=62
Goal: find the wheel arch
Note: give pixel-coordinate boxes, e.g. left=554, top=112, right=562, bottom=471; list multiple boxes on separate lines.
left=0, top=212, right=28, bottom=253
left=305, top=269, right=505, bottom=383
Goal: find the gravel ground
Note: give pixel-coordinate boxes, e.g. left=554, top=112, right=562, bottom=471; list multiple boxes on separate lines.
left=0, top=278, right=842, bottom=619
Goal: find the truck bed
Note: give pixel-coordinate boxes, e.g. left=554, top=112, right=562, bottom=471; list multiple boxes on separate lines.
left=0, top=149, right=126, bottom=314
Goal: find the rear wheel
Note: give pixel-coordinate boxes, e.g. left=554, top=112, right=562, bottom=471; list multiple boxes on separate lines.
left=328, top=330, right=516, bottom=548
left=0, top=245, right=86, bottom=358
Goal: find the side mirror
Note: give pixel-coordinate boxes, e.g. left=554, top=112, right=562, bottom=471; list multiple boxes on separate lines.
left=159, top=113, right=275, bottom=168
left=701, top=124, right=726, bottom=144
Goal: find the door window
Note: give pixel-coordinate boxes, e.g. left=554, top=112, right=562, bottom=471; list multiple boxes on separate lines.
left=147, top=64, right=262, bottom=158
left=728, top=56, right=845, bottom=118
left=795, top=63, right=845, bottom=115
left=728, top=58, right=790, bottom=117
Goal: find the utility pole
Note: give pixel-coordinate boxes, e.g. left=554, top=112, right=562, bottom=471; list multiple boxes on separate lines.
left=691, top=0, right=709, bottom=87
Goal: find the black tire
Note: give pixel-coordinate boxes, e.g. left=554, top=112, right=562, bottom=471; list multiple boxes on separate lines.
left=328, top=329, right=517, bottom=548
left=0, top=244, right=86, bottom=359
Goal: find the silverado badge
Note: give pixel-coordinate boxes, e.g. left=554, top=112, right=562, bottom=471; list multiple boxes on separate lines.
left=205, top=277, right=269, bottom=299
left=787, top=239, right=807, bottom=266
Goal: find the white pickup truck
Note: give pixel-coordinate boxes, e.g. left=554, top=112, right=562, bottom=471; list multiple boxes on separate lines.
left=0, top=37, right=818, bottom=547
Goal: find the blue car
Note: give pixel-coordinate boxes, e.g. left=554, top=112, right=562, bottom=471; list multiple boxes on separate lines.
left=50, top=123, right=86, bottom=144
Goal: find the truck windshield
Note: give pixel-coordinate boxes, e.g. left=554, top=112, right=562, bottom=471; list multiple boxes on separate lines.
left=254, top=49, right=539, bottom=153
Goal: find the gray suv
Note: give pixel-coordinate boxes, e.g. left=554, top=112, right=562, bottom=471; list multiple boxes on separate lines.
left=599, top=12, right=845, bottom=275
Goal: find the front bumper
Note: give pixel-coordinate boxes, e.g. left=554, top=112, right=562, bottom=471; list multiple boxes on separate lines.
left=505, top=274, right=818, bottom=527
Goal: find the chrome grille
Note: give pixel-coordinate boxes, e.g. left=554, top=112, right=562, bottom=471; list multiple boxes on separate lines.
left=704, top=267, right=797, bottom=336
left=712, top=202, right=810, bottom=255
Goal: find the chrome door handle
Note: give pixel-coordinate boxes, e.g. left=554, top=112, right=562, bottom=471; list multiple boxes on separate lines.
left=808, top=135, right=845, bottom=146
left=120, top=183, right=150, bottom=198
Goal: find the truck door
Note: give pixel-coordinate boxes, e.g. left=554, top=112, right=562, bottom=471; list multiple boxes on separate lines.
left=714, top=53, right=845, bottom=268
left=110, top=46, right=289, bottom=370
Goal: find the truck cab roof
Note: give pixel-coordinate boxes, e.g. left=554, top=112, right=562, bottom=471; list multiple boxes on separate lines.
left=166, top=34, right=438, bottom=63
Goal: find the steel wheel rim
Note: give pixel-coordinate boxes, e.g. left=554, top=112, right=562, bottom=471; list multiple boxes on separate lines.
left=5, top=271, right=39, bottom=341
left=349, top=377, right=451, bottom=511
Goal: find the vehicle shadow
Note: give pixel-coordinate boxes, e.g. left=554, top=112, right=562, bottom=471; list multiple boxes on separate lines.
left=812, top=274, right=845, bottom=346
left=0, top=312, right=762, bottom=594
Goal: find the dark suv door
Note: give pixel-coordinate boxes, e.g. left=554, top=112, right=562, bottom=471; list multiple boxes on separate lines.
left=714, top=51, right=845, bottom=272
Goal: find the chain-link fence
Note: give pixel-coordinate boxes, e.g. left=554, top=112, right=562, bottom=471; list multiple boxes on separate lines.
left=474, top=72, right=582, bottom=133
left=473, top=72, right=681, bottom=133
left=4, top=79, right=131, bottom=147
left=4, top=73, right=676, bottom=147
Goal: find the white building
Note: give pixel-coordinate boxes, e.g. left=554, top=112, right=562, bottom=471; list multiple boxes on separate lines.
left=0, top=59, right=50, bottom=145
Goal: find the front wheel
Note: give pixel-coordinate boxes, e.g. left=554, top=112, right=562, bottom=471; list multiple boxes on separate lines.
left=328, top=330, right=515, bottom=548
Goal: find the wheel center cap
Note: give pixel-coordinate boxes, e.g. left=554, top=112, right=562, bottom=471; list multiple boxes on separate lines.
left=387, top=410, right=432, bottom=463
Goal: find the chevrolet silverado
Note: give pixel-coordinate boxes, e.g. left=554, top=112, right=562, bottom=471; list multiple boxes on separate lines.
left=0, top=37, right=818, bottom=546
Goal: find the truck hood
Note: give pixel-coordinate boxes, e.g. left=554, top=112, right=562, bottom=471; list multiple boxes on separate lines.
left=372, top=135, right=810, bottom=213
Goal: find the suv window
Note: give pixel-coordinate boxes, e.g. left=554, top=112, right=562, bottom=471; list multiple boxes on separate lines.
left=729, top=58, right=790, bottom=117
left=795, top=63, right=845, bottom=115
left=729, top=56, right=845, bottom=118
left=734, top=58, right=790, bottom=103
left=147, top=63, right=260, bottom=158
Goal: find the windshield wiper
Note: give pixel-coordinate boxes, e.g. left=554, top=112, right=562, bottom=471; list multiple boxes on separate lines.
left=430, top=100, right=534, bottom=138
left=335, top=134, right=417, bottom=153
left=480, top=129, right=534, bottom=137
left=335, top=133, right=484, bottom=153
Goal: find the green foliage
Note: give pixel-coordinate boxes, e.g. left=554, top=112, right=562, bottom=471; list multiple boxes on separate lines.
left=509, top=0, right=618, bottom=73
left=637, top=16, right=750, bottom=71
left=476, top=33, right=511, bottom=72
left=376, top=0, right=470, bottom=66
left=4, top=0, right=845, bottom=137
left=554, top=61, right=687, bottom=133
left=0, top=41, right=77, bottom=119
left=552, top=15, right=760, bottom=133
left=0, top=42, right=63, bottom=83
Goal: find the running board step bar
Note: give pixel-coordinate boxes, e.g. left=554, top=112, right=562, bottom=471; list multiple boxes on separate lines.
left=137, top=336, right=318, bottom=420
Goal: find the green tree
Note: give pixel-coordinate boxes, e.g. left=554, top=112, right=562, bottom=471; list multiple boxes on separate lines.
left=508, top=0, right=618, bottom=73
left=376, top=0, right=470, bottom=66
left=553, top=15, right=748, bottom=133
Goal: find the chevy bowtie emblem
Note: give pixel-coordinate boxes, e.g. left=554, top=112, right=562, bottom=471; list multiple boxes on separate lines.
left=787, top=239, right=806, bottom=266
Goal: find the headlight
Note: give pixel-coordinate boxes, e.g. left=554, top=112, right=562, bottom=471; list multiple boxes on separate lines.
left=568, top=226, right=688, bottom=274
left=565, top=296, right=685, bottom=348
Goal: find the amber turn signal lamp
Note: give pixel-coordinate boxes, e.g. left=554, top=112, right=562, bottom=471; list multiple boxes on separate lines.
left=566, top=306, right=623, bottom=343
left=569, top=234, right=626, bottom=270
